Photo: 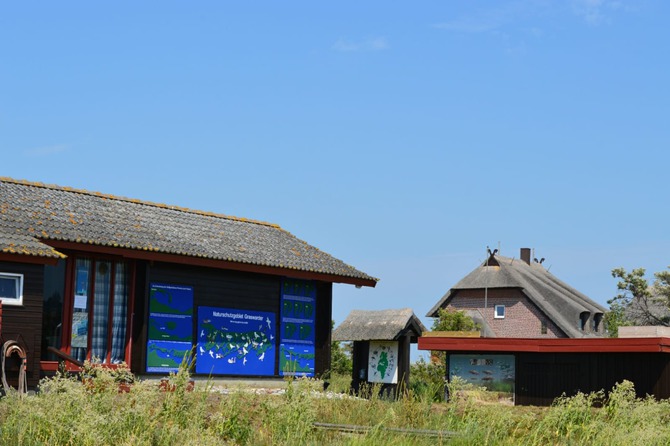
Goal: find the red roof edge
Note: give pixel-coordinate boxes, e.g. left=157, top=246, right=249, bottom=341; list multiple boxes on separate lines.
left=418, top=336, right=670, bottom=354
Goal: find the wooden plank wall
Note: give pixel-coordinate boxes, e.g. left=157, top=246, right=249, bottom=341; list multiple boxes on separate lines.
left=516, top=352, right=670, bottom=406
left=314, top=281, right=332, bottom=376
left=0, top=261, right=44, bottom=389
left=136, top=262, right=333, bottom=377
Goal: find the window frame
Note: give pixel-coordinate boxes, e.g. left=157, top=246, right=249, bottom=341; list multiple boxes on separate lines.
left=494, top=304, right=505, bottom=319
left=61, top=254, right=136, bottom=366
left=0, top=272, right=24, bottom=306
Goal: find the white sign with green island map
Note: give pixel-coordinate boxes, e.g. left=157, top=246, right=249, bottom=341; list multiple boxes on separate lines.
left=368, top=341, right=398, bottom=384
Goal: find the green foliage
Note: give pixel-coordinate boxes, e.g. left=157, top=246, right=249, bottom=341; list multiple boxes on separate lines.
left=3, top=372, right=670, bottom=445
left=431, top=307, right=480, bottom=332
left=330, top=341, right=352, bottom=376
left=409, top=356, right=445, bottom=402
left=329, top=320, right=352, bottom=378
left=604, top=302, right=629, bottom=338
left=408, top=308, right=480, bottom=402
left=608, top=266, right=670, bottom=335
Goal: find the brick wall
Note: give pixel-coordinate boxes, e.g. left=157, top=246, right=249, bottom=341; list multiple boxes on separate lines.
left=447, top=288, right=568, bottom=338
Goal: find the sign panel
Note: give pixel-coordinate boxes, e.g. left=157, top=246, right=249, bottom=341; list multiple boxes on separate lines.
left=146, top=283, right=194, bottom=372
left=279, top=279, right=316, bottom=376
left=448, top=354, right=515, bottom=394
left=146, top=340, right=193, bottom=373
left=196, top=307, right=276, bottom=376
left=279, top=344, right=315, bottom=377
left=368, top=341, right=399, bottom=384
left=71, top=312, right=88, bottom=348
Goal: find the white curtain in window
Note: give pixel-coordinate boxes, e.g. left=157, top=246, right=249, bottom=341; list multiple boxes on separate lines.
left=110, top=263, right=128, bottom=364
left=91, top=261, right=111, bottom=361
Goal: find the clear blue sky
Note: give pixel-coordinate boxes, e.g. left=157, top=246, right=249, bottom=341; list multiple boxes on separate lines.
left=2, top=1, right=669, bottom=334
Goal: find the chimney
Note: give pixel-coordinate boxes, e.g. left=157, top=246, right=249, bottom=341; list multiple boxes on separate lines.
left=520, top=248, right=531, bottom=265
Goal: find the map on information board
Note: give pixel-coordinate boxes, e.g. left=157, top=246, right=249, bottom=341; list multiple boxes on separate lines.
left=146, top=283, right=194, bottom=372
left=368, top=341, right=398, bottom=384
left=146, top=340, right=192, bottom=372
left=196, top=307, right=276, bottom=376
left=280, top=279, right=316, bottom=376
left=279, top=343, right=315, bottom=377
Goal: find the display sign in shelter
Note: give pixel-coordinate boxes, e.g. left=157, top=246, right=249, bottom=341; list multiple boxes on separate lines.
left=146, top=283, right=194, bottom=372
left=368, top=341, right=399, bottom=384
left=279, top=279, right=316, bottom=377
left=448, top=354, right=515, bottom=397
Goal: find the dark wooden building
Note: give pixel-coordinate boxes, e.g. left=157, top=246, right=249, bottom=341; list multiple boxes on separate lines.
left=0, top=177, right=377, bottom=390
left=419, top=336, right=670, bottom=406
left=333, top=308, right=425, bottom=397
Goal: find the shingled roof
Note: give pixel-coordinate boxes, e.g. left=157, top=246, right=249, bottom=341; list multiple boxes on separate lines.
left=333, top=308, right=426, bottom=341
left=0, top=178, right=377, bottom=286
left=426, top=253, right=606, bottom=338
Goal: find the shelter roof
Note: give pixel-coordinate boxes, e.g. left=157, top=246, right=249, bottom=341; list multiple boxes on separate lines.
left=333, top=308, right=426, bottom=341
left=426, top=253, right=606, bottom=338
left=0, top=178, right=376, bottom=286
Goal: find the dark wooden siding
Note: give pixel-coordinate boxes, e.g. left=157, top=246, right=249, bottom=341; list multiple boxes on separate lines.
left=136, top=262, right=332, bottom=377
left=516, top=352, right=670, bottom=406
left=0, top=261, right=44, bottom=389
left=314, top=282, right=332, bottom=376
left=130, top=260, right=149, bottom=373
left=351, top=340, right=369, bottom=393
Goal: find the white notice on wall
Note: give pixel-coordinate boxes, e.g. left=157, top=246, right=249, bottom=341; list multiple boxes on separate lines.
left=368, top=341, right=399, bottom=384
left=74, top=294, right=87, bottom=310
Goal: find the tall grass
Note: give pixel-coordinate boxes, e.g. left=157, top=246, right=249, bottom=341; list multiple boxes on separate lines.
left=1, top=367, right=670, bottom=445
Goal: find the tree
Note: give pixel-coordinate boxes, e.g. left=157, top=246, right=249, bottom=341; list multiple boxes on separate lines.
left=329, top=320, right=352, bottom=376
left=410, top=308, right=479, bottom=401
left=606, top=267, right=670, bottom=337
left=431, top=307, right=480, bottom=332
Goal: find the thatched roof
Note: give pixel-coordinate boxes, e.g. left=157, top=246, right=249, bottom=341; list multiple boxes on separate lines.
left=426, top=254, right=606, bottom=338
left=332, top=308, right=426, bottom=341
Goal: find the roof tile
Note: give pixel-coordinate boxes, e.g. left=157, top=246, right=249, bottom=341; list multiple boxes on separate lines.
left=0, top=178, right=376, bottom=284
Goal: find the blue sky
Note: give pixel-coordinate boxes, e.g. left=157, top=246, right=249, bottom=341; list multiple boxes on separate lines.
left=2, top=1, right=669, bottom=335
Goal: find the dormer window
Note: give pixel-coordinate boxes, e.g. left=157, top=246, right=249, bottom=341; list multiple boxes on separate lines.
left=593, top=313, right=603, bottom=333
left=494, top=305, right=505, bottom=319
left=579, top=312, right=590, bottom=331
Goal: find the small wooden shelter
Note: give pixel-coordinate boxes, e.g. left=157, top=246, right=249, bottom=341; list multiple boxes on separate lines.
left=333, top=308, right=426, bottom=397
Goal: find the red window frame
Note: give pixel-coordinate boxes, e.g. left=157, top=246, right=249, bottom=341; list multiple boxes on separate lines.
left=41, top=254, right=136, bottom=371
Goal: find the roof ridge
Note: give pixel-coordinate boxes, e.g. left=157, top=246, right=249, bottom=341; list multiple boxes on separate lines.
left=0, top=177, right=280, bottom=229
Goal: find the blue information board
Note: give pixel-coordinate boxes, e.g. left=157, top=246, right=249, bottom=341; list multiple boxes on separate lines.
left=196, top=307, right=276, bottom=376
left=280, top=279, right=316, bottom=376
left=146, top=283, right=194, bottom=372
left=146, top=340, right=192, bottom=373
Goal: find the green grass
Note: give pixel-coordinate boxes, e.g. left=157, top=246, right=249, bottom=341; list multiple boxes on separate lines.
left=2, top=368, right=670, bottom=445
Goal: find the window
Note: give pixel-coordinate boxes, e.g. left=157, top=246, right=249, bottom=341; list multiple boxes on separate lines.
left=70, top=258, right=130, bottom=364
left=541, top=320, right=547, bottom=335
left=0, top=273, right=23, bottom=306
left=593, top=314, right=603, bottom=333
left=41, top=260, right=66, bottom=360
left=494, top=305, right=505, bottom=319
left=579, top=312, right=590, bottom=331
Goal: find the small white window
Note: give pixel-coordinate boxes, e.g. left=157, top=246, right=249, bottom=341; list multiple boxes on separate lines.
left=0, top=273, right=23, bottom=306
left=494, top=305, right=505, bottom=319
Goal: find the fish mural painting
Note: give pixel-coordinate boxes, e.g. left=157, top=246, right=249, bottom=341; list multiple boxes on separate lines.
left=449, top=354, right=515, bottom=400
